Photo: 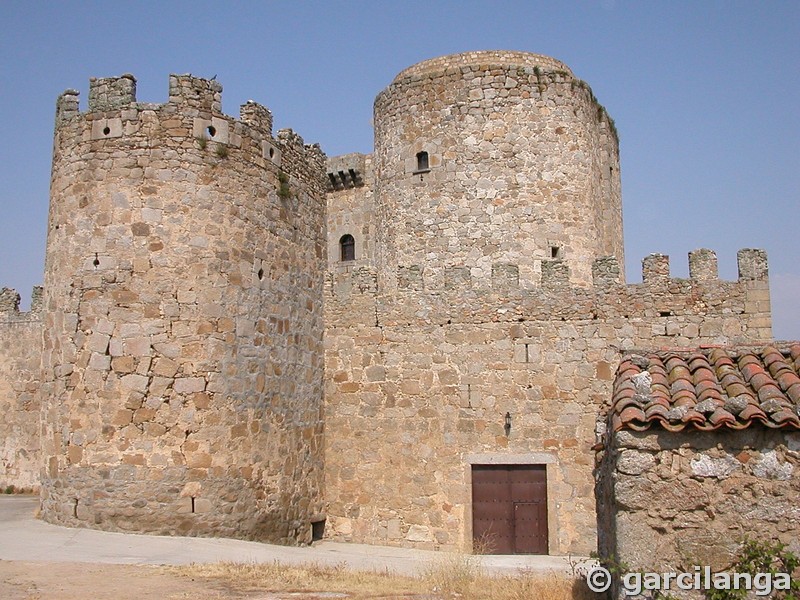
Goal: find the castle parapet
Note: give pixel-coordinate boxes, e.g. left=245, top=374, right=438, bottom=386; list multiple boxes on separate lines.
left=239, top=101, right=273, bottom=138
left=541, top=260, right=569, bottom=288
left=0, top=288, right=20, bottom=313
left=688, top=248, right=718, bottom=280
left=737, top=248, right=768, bottom=281
left=88, top=74, right=137, bottom=111
left=332, top=249, right=769, bottom=298
left=51, top=74, right=330, bottom=195
left=327, top=248, right=772, bottom=343
left=168, top=74, right=222, bottom=113
left=640, top=249, right=769, bottom=285
left=593, top=256, right=622, bottom=286
left=642, top=253, right=670, bottom=284
left=0, top=287, right=44, bottom=316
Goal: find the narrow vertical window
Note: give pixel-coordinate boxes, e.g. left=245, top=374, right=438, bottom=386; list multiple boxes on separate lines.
left=415, top=151, right=429, bottom=172
left=340, top=234, right=355, bottom=262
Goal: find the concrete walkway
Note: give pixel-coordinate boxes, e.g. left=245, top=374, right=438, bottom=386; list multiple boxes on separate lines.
left=0, top=496, right=588, bottom=576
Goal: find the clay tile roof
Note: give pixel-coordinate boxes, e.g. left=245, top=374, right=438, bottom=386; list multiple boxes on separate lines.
left=791, top=345, right=800, bottom=362
left=610, top=344, right=800, bottom=433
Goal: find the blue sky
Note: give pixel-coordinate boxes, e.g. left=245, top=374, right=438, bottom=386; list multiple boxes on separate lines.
left=1, top=1, right=798, bottom=339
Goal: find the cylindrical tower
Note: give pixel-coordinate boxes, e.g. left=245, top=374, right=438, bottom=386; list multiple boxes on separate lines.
left=40, top=74, right=327, bottom=543
left=373, top=50, right=622, bottom=290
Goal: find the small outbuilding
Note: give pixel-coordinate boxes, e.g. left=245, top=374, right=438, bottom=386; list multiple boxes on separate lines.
left=597, top=345, right=800, bottom=598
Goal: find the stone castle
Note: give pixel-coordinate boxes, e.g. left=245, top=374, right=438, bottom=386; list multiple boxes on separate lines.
left=0, top=51, right=777, bottom=557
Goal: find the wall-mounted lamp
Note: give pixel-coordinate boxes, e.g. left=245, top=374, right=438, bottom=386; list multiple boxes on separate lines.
left=504, top=412, right=512, bottom=437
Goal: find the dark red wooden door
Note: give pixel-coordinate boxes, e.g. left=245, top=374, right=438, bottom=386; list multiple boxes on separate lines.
left=471, top=465, right=547, bottom=554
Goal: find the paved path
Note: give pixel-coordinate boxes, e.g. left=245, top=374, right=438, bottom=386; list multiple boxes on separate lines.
left=0, top=496, right=587, bottom=576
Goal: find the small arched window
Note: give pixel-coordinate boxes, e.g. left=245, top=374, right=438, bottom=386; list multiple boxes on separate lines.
left=340, top=234, right=355, bottom=262
left=415, top=151, right=429, bottom=172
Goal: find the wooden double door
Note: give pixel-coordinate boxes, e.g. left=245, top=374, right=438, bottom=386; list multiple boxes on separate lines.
left=471, top=464, right=548, bottom=554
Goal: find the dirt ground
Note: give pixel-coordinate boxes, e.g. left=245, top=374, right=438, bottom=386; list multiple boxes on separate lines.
left=0, top=561, right=268, bottom=600
left=0, top=560, right=434, bottom=599
left=0, top=559, right=593, bottom=600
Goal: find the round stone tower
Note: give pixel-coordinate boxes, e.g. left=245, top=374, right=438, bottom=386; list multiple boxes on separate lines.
left=40, top=74, right=327, bottom=543
left=373, top=50, right=622, bottom=290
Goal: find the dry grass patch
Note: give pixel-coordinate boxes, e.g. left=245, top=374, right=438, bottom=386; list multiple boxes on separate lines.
left=173, top=558, right=600, bottom=600
left=172, top=561, right=427, bottom=597
left=420, top=552, right=599, bottom=600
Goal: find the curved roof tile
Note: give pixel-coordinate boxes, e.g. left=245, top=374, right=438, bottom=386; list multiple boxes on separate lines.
left=611, top=345, right=800, bottom=433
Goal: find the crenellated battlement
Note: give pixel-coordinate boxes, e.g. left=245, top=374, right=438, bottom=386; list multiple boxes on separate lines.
left=642, top=248, right=768, bottom=284
left=326, top=249, right=772, bottom=345
left=88, top=74, right=138, bottom=111
left=52, top=74, right=323, bottom=182
left=0, top=51, right=783, bottom=557
left=328, top=249, right=769, bottom=298
left=48, top=73, right=328, bottom=259
left=578, top=248, right=769, bottom=288
left=0, top=287, right=43, bottom=319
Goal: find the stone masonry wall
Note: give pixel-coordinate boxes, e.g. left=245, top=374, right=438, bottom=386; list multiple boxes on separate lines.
left=326, top=153, right=375, bottom=270
left=597, top=428, right=800, bottom=599
left=323, top=251, right=772, bottom=555
left=0, top=288, right=43, bottom=491
left=372, top=51, right=622, bottom=292
left=0, top=52, right=779, bottom=560
left=325, top=153, right=379, bottom=316
left=40, top=74, right=327, bottom=543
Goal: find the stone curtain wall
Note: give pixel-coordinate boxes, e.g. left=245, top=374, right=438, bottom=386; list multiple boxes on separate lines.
left=323, top=50, right=770, bottom=555
left=0, top=52, right=778, bottom=558
left=40, top=74, right=326, bottom=543
left=324, top=252, right=772, bottom=554
left=372, top=51, right=622, bottom=291
left=0, top=289, right=43, bottom=491
left=324, top=318, right=616, bottom=553
left=597, top=428, right=800, bottom=599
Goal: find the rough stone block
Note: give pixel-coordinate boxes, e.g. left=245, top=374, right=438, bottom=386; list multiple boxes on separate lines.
left=120, top=373, right=149, bottom=393
left=87, top=333, right=110, bottom=353
left=124, top=337, right=151, bottom=357
left=617, top=450, right=656, bottom=475
left=88, top=353, right=111, bottom=371
left=173, top=377, right=205, bottom=394
left=405, top=524, right=432, bottom=542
